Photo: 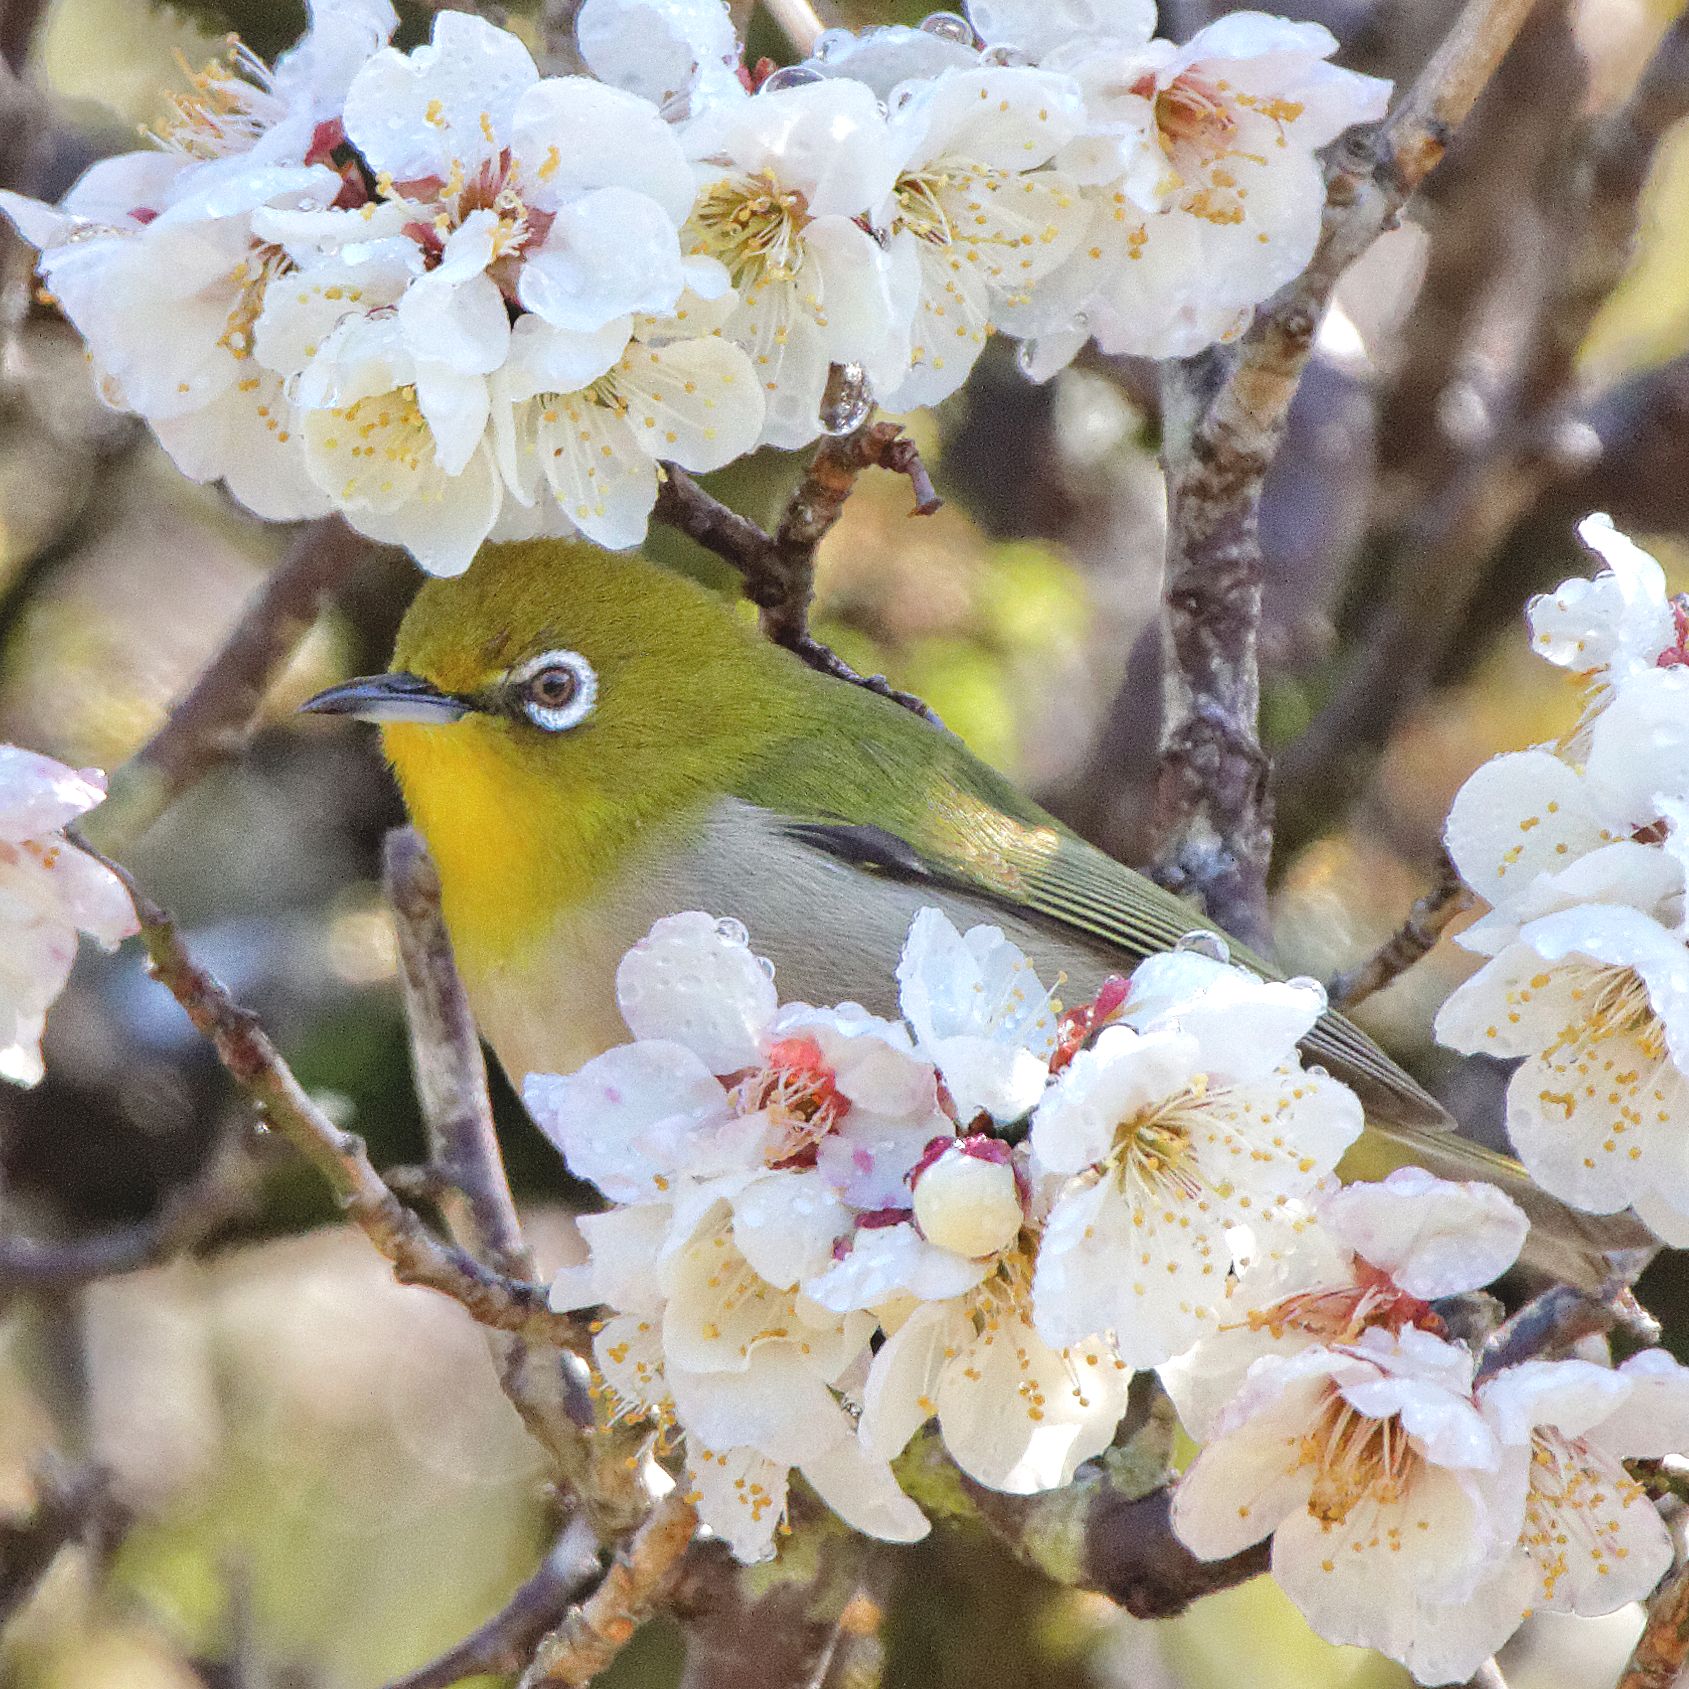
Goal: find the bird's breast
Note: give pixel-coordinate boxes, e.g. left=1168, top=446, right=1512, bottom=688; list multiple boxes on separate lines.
left=462, top=796, right=1121, bottom=1089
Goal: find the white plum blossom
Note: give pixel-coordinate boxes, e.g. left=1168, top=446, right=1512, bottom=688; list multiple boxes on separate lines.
left=895, top=908, right=1058, bottom=1126
left=878, top=66, right=1089, bottom=408
left=1172, top=1326, right=1516, bottom=1686
left=1529, top=513, right=1689, bottom=695
left=491, top=295, right=762, bottom=550
left=1162, top=1169, right=1528, bottom=1441
left=965, top=0, right=1156, bottom=65
left=525, top=912, right=949, bottom=1210
left=0, top=747, right=137, bottom=1087
left=1029, top=952, right=1364, bottom=1366
left=682, top=79, right=905, bottom=447
left=1435, top=899, right=1689, bottom=1245
left=997, top=11, right=1391, bottom=366
left=1422, top=1351, right=1689, bottom=1675
left=552, top=1192, right=927, bottom=1561
left=804, top=24, right=981, bottom=103
left=807, top=1143, right=1132, bottom=1494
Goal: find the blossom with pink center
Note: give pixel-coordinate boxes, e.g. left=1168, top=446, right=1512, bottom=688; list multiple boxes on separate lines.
left=0, top=746, right=137, bottom=1086
left=1162, top=1168, right=1528, bottom=1440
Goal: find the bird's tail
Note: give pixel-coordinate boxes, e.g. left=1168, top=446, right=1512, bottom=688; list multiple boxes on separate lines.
left=1342, top=1119, right=1657, bottom=1293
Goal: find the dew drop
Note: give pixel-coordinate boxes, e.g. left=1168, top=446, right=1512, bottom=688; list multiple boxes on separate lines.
left=757, top=954, right=777, bottom=980
left=812, top=28, right=855, bottom=60
left=1174, top=930, right=1232, bottom=964
left=819, top=361, right=873, bottom=435
left=715, top=916, right=750, bottom=947
left=760, top=64, right=825, bottom=92
left=980, top=43, right=1030, bottom=65
left=1286, top=975, right=1330, bottom=1011
left=920, top=10, right=975, bottom=42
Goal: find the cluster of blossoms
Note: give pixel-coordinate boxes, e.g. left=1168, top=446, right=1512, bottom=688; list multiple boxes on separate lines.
left=1436, top=514, right=1689, bottom=1247
left=0, top=746, right=136, bottom=1086
left=527, top=904, right=1689, bottom=1682
left=0, top=0, right=1388, bottom=573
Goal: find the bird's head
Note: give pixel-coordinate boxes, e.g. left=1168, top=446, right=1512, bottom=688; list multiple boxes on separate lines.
left=302, top=539, right=802, bottom=967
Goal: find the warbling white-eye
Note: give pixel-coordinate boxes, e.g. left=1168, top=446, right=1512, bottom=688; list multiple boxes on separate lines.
left=303, top=539, right=1650, bottom=1285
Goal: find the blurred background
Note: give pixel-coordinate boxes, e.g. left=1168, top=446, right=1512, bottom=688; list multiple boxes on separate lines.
left=2, top=0, right=1688, bottom=1683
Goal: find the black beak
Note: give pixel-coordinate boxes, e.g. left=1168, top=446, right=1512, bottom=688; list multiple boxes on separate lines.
left=298, top=672, right=475, bottom=725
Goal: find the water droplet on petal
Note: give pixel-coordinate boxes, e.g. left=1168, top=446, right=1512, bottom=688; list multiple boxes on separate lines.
left=812, top=28, right=855, bottom=60
left=920, top=11, right=975, bottom=42
left=1286, top=975, right=1330, bottom=1011
left=980, top=43, right=1030, bottom=65
left=1174, top=930, right=1232, bottom=963
left=715, top=916, right=750, bottom=946
left=819, top=361, right=873, bottom=435
left=760, top=64, right=825, bottom=92
left=758, top=955, right=777, bottom=980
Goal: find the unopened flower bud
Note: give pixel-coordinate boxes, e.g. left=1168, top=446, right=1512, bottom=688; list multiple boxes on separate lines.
left=911, top=1137, right=1024, bottom=1259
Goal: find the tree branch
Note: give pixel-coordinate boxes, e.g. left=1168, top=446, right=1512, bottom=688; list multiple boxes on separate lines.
left=1477, top=1274, right=1661, bottom=1382
left=1327, top=849, right=1471, bottom=1011
left=1618, top=1554, right=1689, bottom=1689
left=1146, top=0, right=1543, bottom=942
left=385, top=1518, right=603, bottom=1689
left=0, top=1461, right=126, bottom=1625
left=84, top=516, right=371, bottom=853
left=75, top=841, right=587, bottom=1355
left=762, top=0, right=827, bottom=56
left=519, top=1494, right=699, bottom=1689
left=652, top=465, right=943, bottom=725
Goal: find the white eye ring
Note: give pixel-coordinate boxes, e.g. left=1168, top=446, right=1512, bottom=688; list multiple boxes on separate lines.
left=512, top=649, right=597, bottom=733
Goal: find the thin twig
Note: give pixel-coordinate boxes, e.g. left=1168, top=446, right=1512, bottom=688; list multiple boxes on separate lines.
left=1467, top=1662, right=1508, bottom=1689
left=765, top=420, right=942, bottom=648
left=519, top=1494, right=699, bottom=1688
left=0, top=1114, right=264, bottom=1296
left=75, top=840, right=587, bottom=1355
left=84, top=517, right=370, bottom=853
left=1327, top=850, right=1472, bottom=1011
left=1617, top=1555, right=1689, bottom=1689
left=386, top=1518, right=603, bottom=1689
left=652, top=465, right=944, bottom=725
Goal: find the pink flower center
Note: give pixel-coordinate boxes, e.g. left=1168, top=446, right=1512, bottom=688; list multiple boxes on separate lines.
left=735, top=1035, right=849, bottom=1168
left=1241, top=1260, right=1442, bottom=1346
left=1136, top=71, right=1238, bottom=153
left=1656, top=598, right=1689, bottom=669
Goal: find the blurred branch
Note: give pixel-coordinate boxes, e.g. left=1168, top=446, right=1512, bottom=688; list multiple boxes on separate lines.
left=79, top=843, right=589, bottom=1355
left=1326, top=848, right=1470, bottom=1011
left=1477, top=1273, right=1660, bottom=1381
left=762, top=0, right=827, bottom=55
left=384, top=828, right=533, bottom=1282
left=536, top=0, right=590, bottom=74
left=0, top=1113, right=263, bottom=1297
left=1279, top=7, right=1689, bottom=823
left=519, top=1493, right=699, bottom=1688
left=385, top=1518, right=603, bottom=1689
left=1618, top=1554, right=1689, bottom=1689
left=1147, top=0, right=1543, bottom=942
left=653, top=464, right=944, bottom=726
left=672, top=1527, right=877, bottom=1689
left=0, top=1460, right=125, bottom=1625
left=85, top=517, right=372, bottom=853
left=0, top=0, right=48, bottom=74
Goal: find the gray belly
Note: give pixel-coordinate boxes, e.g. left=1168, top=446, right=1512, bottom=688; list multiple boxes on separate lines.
left=469, top=797, right=1124, bottom=1087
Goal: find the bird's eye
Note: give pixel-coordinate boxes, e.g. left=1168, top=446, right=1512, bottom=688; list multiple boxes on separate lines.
left=512, top=649, right=597, bottom=733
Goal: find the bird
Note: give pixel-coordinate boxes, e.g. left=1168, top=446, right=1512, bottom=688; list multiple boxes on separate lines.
left=302, top=538, right=1652, bottom=1286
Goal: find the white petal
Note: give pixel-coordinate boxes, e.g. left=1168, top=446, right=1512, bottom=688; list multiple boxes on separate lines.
left=513, top=76, right=697, bottom=223
left=730, top=1169, right=852, bottom=1287
left=1030, top=1025, right=1203, bottom=1176
left=799, top=1434, right=931, bottom=1544
left=536, top=398, right=660, bottom=549
left=616, top=910, right=778, bottom=1074
left=1319, top=1168, right=1528, bottom=1299
left=611, top=334, right=764, bottom=473
left=523, top=1040, right=730, bottom=1199
left=0, top=747, right=108, bottom=841
left=519, top=187, right=688, bottom=333
left=892, top=66, right=1086, bottom=174
left=807, top=1222, right=987, bottom=1311
left=498, top=313, right=633, bottom=402
left=965, top=0, right=1154, bottom=58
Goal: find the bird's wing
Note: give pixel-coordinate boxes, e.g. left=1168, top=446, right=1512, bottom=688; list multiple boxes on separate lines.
left=776, top=801, right=1451, bottom=1133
